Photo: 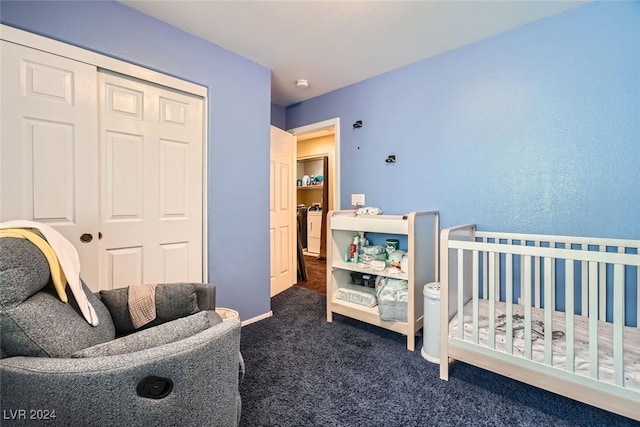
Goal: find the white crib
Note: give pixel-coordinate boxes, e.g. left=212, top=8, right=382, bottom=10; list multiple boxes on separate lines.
left=439, top=225, right=640, bottom=421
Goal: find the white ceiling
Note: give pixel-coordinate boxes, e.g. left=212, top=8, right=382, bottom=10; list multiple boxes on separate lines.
left=120, top=0, right=588, bottom=107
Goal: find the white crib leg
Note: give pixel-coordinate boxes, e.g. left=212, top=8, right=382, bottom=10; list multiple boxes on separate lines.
left=440, top=357, right=450, bottom=380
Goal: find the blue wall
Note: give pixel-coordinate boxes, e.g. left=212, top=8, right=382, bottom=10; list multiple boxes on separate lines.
left=1, top=1, right=272, bottom=320
left=271, top=103, right=286, bottom=129
left=287, top=2, right=640, bottom=240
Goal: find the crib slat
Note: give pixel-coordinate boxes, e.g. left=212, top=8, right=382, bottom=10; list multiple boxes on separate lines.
left=534, top=241, right=541, bottom=308
left=488, top=251, right=497, bottom=349
left=472, top=250, right=479, bottom=344
left=581, top=244, right=588, bottom=316
left=550, top=248, right=556, bottom=313
left=457, top=249, right=464, bottom=340
left=589, top=261, right=599, bottom=379
left=613, top=263, right=624, bottom=386
left=523, top=255, right=532, bottom=359
left=565, top=261, right=575, bottom=373
left=544, top=257, right=553, bottom=365
left=519, top=240, right=524, bottom=301
left=483, top=242, right=488, bottom=299
left=599, top=246, right=606, bottom=321
left=506, top=252, right=514, bottom=354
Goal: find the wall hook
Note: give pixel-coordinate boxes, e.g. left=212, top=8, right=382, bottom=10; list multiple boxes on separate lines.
left=385, top=155, right=396, bottom=164
left=353, top=120, right=362, bottom=129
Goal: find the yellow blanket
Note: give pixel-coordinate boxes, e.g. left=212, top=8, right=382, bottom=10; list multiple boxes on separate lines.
left=0, top=228, right=68, bottom=302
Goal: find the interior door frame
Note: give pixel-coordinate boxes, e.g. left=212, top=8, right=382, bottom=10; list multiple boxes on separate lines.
left=1, top=24, right=209, bottom=280
left=288, top=117, right=341, bottom=211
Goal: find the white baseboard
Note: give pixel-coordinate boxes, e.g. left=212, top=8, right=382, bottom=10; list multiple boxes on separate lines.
left=241, top=311, right=273, bottom=327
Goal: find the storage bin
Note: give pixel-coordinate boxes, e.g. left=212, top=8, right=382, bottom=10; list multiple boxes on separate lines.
left=215, top=307, right=240, bottom=322
left=350, top=272, right=376, bottom=288
left=378, top=300, right=407, bottom=322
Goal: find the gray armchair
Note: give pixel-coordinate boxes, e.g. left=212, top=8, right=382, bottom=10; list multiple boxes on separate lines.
left=0, top=237, right=242, bottom=426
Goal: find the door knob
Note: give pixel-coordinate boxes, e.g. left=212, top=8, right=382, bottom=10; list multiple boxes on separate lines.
left=80, top=233, right=93, bottom=243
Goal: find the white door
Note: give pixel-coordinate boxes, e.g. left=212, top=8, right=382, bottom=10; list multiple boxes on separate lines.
left=270, top=126, right=296, bottom=296
left=0, top=41, right=100, bottom=286
left=98, top=71, right=204, bottom=290
left=0, top=41, right=204, bottom=292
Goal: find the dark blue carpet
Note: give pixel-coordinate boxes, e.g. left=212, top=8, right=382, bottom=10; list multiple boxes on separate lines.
left=239, top=286, right=637, bottom=427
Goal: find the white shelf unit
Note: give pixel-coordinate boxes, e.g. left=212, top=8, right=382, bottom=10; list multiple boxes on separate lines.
left=326, top=210, right=439, bottom=351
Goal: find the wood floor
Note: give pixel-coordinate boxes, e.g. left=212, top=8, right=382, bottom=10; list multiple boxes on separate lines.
left=296, top=255, right=326, bottom=294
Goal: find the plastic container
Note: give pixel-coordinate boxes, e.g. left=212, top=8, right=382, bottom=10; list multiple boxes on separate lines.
left=350, top=272, right=376, bottom=288
left=421, top=282, right=441, bottom=363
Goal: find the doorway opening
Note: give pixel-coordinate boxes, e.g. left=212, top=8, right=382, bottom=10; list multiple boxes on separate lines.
left=288, top=118, right=340, bottom=294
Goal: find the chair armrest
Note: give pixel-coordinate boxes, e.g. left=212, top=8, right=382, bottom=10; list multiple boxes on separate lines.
left=1, top=319, right=241, bottom=426
left=71, top=310, right=222, bottom=358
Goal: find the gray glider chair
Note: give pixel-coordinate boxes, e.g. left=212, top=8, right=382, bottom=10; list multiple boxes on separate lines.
left=0, top=237, right=242, bottom=426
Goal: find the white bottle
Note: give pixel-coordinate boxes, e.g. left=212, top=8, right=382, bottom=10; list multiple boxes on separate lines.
left=357, top=232, right=368, bottom=253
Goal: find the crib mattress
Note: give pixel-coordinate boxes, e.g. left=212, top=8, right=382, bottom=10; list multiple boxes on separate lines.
left=449, top=299, right=640, bottom=391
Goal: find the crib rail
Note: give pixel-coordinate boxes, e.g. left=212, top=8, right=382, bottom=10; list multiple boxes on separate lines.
left=474, top=231, right=640, bottom=326
left=441, top=226, right=640, bottom=390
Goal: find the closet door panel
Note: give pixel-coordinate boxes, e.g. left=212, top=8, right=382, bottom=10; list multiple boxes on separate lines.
left=160, top=242, right=190, bottom=283
left=98, top=71, right=203, bottom=290
left=159, top=138, right=189, bottom=218
left=105, top=246, right=144, bottom=287
left=104, top=131, right=144, bottom=221
left=30, top=119, right=75, bottom=222
left=1, top=41, right=100, bottom=287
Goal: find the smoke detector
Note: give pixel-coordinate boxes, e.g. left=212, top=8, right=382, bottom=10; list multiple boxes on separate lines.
left=295, top=79, right=309, bottom=89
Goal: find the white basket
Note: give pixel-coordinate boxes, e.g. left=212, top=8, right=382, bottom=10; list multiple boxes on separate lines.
left=215, top=307, right=239, bottom=322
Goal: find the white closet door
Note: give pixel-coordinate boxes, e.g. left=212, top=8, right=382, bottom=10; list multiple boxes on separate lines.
left=98, top=71, right=204, bottom=290
left=0, top=40, right=100, bottom=287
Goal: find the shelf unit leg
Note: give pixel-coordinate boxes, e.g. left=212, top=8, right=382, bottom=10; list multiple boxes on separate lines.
left=407, top=334, right=415, bottom=351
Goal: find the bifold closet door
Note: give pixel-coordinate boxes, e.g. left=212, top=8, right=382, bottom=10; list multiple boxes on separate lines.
left=98, top=71, right=204, bottom=290
left=0, top=40, right=101, bottom=286
left=1, top=40, right=205, bottom=291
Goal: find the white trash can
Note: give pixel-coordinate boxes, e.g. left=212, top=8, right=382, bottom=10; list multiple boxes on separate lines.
left=421, top=282, right=441, bottom=363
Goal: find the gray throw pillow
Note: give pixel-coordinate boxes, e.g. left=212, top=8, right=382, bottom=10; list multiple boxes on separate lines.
left=0, top=238, right=51, bottom=308
left=99, top=283, right=200, bottom=335
left=0, top=283, right=115, bottom=358
left=0, top=237, right=115, bottom=358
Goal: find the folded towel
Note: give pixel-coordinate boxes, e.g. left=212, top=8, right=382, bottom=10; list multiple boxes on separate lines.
left=128, top=283, right=158, bottom=328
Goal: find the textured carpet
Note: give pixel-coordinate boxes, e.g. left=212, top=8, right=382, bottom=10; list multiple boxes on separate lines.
left=238, top=286, right=636, bottom=426
left=296, top=255, right=326, bottom=294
